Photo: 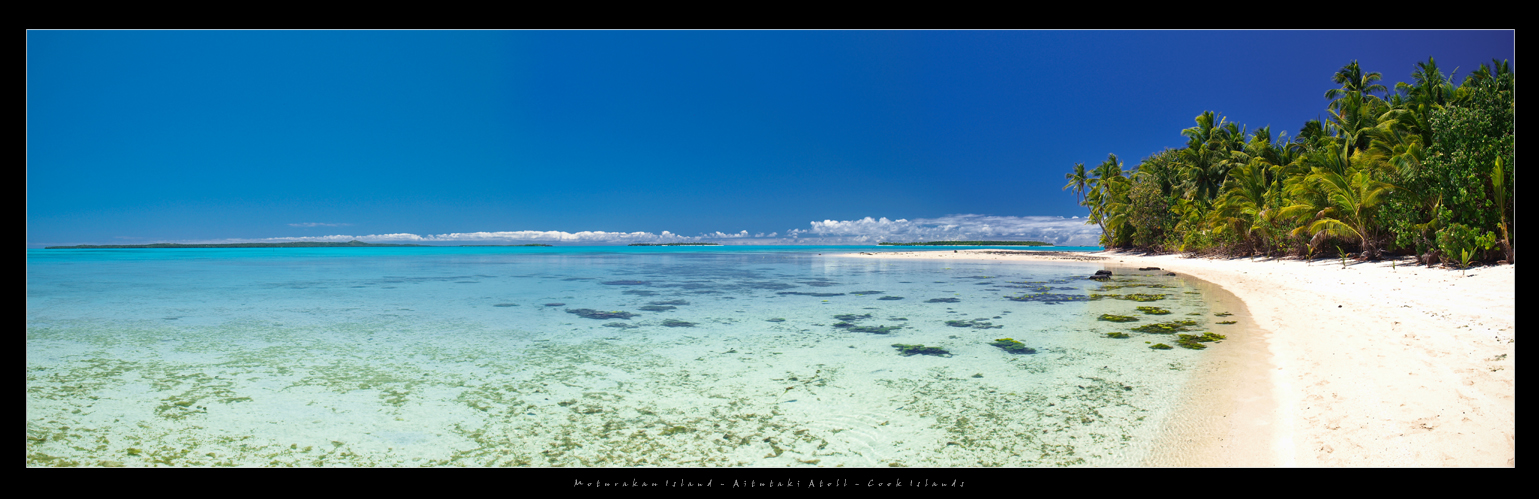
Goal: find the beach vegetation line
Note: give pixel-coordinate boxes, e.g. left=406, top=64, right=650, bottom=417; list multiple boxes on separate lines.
left=1065, top=58, right=1514, bottom=266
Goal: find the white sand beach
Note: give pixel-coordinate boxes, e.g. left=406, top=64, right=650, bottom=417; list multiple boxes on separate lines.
left=841, top=249, right=1515, bottom=467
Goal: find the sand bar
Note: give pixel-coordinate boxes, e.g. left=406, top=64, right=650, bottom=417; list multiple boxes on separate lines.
left=841, top=249, right=1515, bottom=467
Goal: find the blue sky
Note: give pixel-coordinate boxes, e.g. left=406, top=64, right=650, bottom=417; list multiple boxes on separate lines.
left=26, top=30, right=1514, bottom=247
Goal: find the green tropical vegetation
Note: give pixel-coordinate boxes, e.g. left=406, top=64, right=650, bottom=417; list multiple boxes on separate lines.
left=1066, top=59, right=1513, bottom=266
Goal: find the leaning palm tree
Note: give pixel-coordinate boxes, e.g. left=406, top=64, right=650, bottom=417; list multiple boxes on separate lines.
left=1102, top=177, right=1135, bottom=247
left=1085, top=154, right=1126, bottom=246
left=1063, top=162, right=1089, bottom=205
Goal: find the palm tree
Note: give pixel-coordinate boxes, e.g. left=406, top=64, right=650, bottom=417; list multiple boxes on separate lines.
left=1396, top=57, right=1456, bottom=108
left=1325, top=60, right=1387, bottom=113
left=1086, top=154, right=1126, bottom=246
left=1102, top=176, right=1135, bottom=247
left=1365, top=110, right=1427, bottom=178
left=1136, top=148, right=1183, bottom=197
left=1063, top=162, right=1089, bottom=206
left=1304, top=168, right=1395, bottom=259
left=1460, top=59, right=1511, bottom=96
left=1178, top=111, right=1236, bottom=204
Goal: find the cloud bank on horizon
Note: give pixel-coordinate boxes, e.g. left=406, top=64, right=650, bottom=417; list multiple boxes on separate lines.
left=179, top=215, right=1103, bottom=247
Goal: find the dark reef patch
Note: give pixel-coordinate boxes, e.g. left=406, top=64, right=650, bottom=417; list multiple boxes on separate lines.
left=566, top=309, right=638, bottom=320
left=1130, top=320, right=1201, bottom=334
left=1006, top=293, right=1091, bottom=303
left=945, top=319, right=1003, bottom=329
left=988, top=338, right=1036, bottom=354
left=892, top=344, right=952, bottom=357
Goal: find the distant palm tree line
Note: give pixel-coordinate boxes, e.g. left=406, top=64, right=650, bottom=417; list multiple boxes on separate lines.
left=1065, top=58, right=1513, bottom=266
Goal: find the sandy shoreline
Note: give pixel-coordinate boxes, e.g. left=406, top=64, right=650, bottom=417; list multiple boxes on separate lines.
left=840, top=249, right=1515, bottom=467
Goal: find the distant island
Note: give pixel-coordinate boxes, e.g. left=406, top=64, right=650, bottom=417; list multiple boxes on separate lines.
left=879, top=241, right=1052, bottom=246
left=457, top=244, right=553, bottom=247
left=627, top=243, right=721, bottom=246
left=45, top=240, right=428, bottom=249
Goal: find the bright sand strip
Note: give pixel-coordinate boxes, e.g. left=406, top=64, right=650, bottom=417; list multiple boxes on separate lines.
left=840, top=249, right=1515, bottom=467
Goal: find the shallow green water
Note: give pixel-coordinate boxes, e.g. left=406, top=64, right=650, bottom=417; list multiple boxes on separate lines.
left=27, top=246, right=1227, bottom=467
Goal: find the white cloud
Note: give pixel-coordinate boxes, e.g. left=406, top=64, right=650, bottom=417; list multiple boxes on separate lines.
left=166, top=214, right=1100, bottom=246
left=783, top=214, right=1102, bottom=246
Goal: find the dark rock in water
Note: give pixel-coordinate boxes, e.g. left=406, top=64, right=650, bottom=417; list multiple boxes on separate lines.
left=603, top=322, right=639, bottom=329
left=925, top=298, right=961, bottom=303
left=777, top=291, right=845, bottom=297
left=649, top=299, right=689, bottom=306
left=1165, top=272, right=1177, bottom=276
left=1088, top=275, right=1111, bottom=281
left=850, top=290, right=885, bottom=295
left=878, top=296, right=905, bottom=301
left=661, top=319, right=696, bottom=327
left=1138, top=267, right=1161, bottom=271
left=544, top=303, right=566, bottom=307
left=493, top=303, right=519, bottom=307
left=601, top=280, right=651, bottom=286
left=566, top=308, right=638, bottom=320
left=638, top=305, right=676, bottom=312
left=1094, top=270, right=1113, bottom=275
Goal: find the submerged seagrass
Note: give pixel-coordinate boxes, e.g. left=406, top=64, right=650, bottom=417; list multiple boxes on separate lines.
left=28, top=245, right=1228, bottom=467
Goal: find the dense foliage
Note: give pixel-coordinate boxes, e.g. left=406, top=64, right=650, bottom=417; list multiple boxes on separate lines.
left=1066, top=58, right=1514, bottom=265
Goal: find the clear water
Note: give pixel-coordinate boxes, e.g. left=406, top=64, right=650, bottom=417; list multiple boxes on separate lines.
left=27, top=246, right=1224, bottom=467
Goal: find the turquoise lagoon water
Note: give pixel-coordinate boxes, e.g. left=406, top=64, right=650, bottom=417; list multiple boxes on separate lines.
left=26, top=246, right=1228, bottom=467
